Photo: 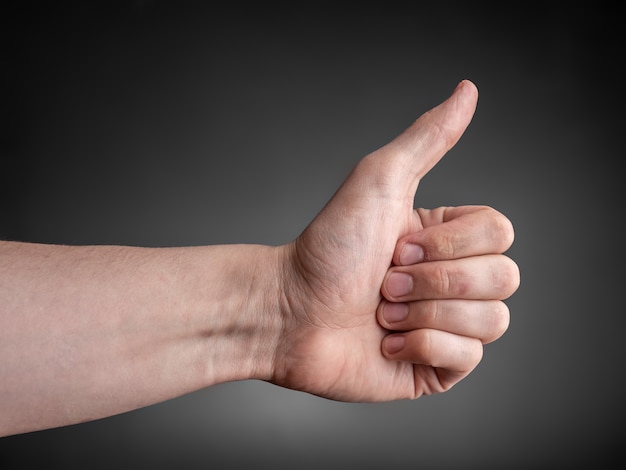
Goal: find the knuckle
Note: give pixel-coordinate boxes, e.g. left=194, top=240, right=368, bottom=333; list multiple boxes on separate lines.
left=421, top=300, right=440, bottom=325
left=501, top=257, right=521, bottom=298
left=455, top=337, right=484, bottom=372
left=488, top=208, right=515, bottom=251
left=494, top=301, right=511, bottom=336
left=428, top=229, right=457, bottom=260
left=490, top=256, right=520, bottom=299
left=468, top=342, right=484, bottom=369
left=430, top=264, right=452, bottom=297
left=411, top=329, right=434, bottom=363
left=484, top=301, right=511, bottom=343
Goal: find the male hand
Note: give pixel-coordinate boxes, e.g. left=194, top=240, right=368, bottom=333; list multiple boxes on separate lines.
left=271, top=80, right=520, bottom=401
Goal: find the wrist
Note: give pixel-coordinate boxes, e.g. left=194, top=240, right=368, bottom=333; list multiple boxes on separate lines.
left=193, top=244, right=287, bottom=385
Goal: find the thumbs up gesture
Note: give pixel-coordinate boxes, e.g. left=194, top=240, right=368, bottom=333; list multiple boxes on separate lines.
left=270, top=80, right=520, bottom=401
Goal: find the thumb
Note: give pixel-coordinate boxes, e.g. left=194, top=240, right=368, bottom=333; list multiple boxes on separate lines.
left=359, top=79, right=479, bottom=200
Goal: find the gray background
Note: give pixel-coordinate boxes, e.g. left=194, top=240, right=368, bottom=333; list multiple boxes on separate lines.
left=1, top=2, right=622, bottom=468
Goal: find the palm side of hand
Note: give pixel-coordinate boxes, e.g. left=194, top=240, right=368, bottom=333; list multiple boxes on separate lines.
left=270, top=80, right=515, bottom=402
left=275, top=192, right=422, bottom=401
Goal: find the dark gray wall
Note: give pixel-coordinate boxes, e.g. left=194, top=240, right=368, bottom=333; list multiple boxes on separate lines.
left=1, top=2, right=621, bottom=468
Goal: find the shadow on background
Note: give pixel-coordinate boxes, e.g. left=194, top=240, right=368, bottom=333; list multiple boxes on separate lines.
left=1, top=2, right=621, bottom=468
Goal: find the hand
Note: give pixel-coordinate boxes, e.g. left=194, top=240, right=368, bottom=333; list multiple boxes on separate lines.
left=270, top=80, right=520, bottom=401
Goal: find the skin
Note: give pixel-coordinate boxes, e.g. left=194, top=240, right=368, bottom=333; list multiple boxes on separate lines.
left=0, top=80, right=519, bottom=437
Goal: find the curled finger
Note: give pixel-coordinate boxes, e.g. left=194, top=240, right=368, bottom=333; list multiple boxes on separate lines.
left=397, top=205, right=515, bottom=265
left=382, top=328, right=483, bottom=375
left=382, top=254, right=520, bottom=302
left=377, top=299, right=510, bottom=344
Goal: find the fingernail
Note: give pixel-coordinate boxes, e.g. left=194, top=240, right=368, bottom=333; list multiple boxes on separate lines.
left=384, top=335, right=405, bottom=354
left=383, top=302, right=409, bottom=323
left=400, top=243, right=424, bottom=265
left=386, top=272, right=413, bottom=298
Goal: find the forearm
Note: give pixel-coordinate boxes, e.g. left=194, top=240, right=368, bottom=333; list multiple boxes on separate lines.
left=0, top=241, right=285, bottom=436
